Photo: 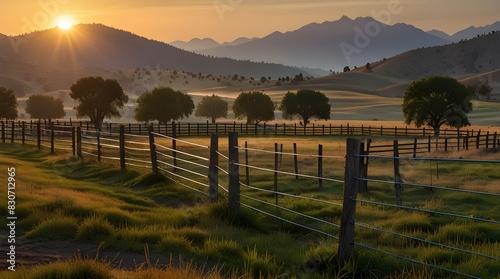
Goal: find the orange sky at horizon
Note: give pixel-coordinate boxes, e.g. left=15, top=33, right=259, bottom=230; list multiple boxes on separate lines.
left=1, top=0, right=499, bottom=43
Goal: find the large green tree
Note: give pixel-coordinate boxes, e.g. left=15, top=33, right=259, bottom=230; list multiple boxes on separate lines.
left=134, top=87, right=194, bottom=125
left=280, top=89, right=330, bottom=126
left=195, top=94, right=228, bottom=123
left=402, top=76, right=473, bottom=137
left=232, top=91, right=275, bottom=124
left=0, top=87, right=18, bottom=119
left=70, top=76, right=128, bottom=129
left=26, top=95, right=66, bottom=121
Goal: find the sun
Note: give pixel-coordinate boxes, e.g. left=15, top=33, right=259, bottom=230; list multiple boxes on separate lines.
left=55, top=15, right=75, bottom=30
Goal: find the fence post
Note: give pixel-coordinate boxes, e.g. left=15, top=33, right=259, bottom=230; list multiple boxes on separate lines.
left=1, top=121, right=4, bottom=143
left=359, top=139, right=371, bottom=194
left=428, top=136, right=431, bottom=153
left=36, top=122, right=41, bottom=149
left=72, top=126, right=76, bottom=156
left=148, top=125, right=158, bottom=174
left=22, top=122, right=26, bottom=145
left=318, top=144, right=323, bottom=190
left=413, top=138, right=417, bottom=158
left=77, top=126, right=82, bottom=158
left=11, top=121, right=15, bottom=143
left=486, top=132, right=490, bottom=149
left=338, top=138, right=362, bottom=264
left=228, top=132, right=240, bottom=211
left=97, top=130, right=101, bottom=162
left=476, top=130, right=481, bottom=149
left=49, top=122, right=55, bottom=152
left=172, top=121, right=177, bottom=173
left=444, top=138, right=448, bottom=152
left=393, top=140, right=403, bottom=206
left=209, top=134, right=219, bottom=203
left=274, top=143, right=279, bottom=206
left=493, top=132, right=498, bottom=149
left=293, top=143, right=299, bottom=180
left=119, top=125, right=126, bottom=171
left=245, top=141, right=250, bottom=186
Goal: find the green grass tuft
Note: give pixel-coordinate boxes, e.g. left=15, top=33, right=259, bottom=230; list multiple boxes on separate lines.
left=76, top=216, right=115, bottom=241
left=25, top=216, right=78, bottom=240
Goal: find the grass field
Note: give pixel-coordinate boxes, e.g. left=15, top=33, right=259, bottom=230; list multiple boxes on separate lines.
left=0, top=135, right=499, bottom=278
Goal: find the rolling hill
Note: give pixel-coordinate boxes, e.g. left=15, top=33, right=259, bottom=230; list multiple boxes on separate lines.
left=0, top=24, right=310, bottom=78
left=367, top=31, right=500, bottom=80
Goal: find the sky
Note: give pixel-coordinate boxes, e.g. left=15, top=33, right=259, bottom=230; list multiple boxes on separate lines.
left=1, top=0, right=499, bottom=43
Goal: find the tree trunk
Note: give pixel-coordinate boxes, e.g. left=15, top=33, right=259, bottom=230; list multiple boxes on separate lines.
left=433, top=127, right=440, bottom=138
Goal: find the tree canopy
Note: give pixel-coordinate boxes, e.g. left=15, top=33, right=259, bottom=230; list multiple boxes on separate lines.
left=70, top=76, right=128, bottom=129
left=232, top=91, right=275, bottom=124
left=402, top=76, right=473, bottom=137
left=26, top=95, right=65, bottom=120
left=134, top=87, right=194, bottom=125
left=280, top=89, right=330, bottom=126
left=195, top=94, right=228, bottom=123
left=0, top=87, right=18, bottom=119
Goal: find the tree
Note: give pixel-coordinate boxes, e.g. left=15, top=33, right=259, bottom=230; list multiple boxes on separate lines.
left=26, top=95, right=65, bottom=121
left=70, top=76, right=128, bottom=129
left=365, top=63, right=372, bottom=72
left=232, top=91, right=275, bottom=124
left=402, top=76, right=473, bottom=137
left=195, top=94, right=228, bottom=123
left=135, top=87, right=194, bottom=125
left=478, top=83, right=493, bottom=100
left=0, top=87, right=18, bottom=119
left=280, top=89, right=330, bottom=127
left=343, top=66, right=351, bottom=72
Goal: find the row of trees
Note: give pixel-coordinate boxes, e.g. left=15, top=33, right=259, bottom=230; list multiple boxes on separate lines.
left=1, top=75, right=480, bottom=137
left=134, top=87, right=332, bottom=127
left=0, top=77, right=332, bottom=129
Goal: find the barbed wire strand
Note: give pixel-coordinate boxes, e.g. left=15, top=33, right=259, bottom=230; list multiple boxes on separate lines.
left=154, top=143, right=209, bottom=162
left=157, top=160, right=207, bottom=179
left=234, top=162, right=344, bottom=183
left=241, top=193, right=341, bottom=228
left=357, top=154, right=500, bottom=164
left=240, top=182, right=343, bottom=207
left=353, top=198, right=499, bottom=225
left=155, top=151, right=209, bottom=169
left=152, top=132, right=209, bottom=149
left=239, top=201, right=339, bottom=240
left=357, top=178, right=500, bottom=197
left=236, top=146, right=344, bottom=159
left=158, top=166, right=208, bottom=189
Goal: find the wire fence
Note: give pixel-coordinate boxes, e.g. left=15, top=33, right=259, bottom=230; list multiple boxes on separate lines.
left=1, top=121, right=499, bottom=278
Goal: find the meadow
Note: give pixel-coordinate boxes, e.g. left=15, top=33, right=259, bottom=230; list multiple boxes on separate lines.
left=0, top=133, right=498, bottom=278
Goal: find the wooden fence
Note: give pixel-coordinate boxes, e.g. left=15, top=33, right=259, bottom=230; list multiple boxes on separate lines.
left=3, top=120, right=495, bottom=139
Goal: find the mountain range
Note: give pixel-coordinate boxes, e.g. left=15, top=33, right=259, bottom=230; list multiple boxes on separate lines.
left=427, top=21, right=500, bottom=42
left=171, top=17, right=500, bottom=71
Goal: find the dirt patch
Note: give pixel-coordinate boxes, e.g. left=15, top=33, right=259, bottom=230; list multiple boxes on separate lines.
left=0, top=231, right=175, bottom=271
